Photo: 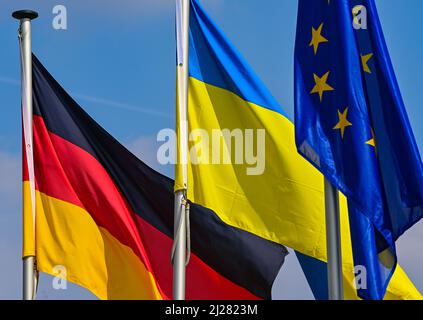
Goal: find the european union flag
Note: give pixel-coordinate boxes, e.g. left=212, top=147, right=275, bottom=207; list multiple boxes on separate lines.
left=295, top=0, right=423, bottom=300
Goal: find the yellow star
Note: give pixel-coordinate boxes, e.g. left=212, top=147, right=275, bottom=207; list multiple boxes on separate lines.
left=366, top=128, right=377, bottom=153
left=361, top=53, right=373, bottom=74
left=333, top=107, right=353, bottom=139
left=310, top=23, right=328, bottom=55
left=310, top=71, right=334, bottom=102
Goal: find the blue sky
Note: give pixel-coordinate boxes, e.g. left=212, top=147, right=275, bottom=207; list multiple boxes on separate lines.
left=0, top=0, right=421, bottom=299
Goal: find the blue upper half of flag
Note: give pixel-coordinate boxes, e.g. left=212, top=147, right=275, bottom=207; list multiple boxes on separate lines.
left=295, top=0, right=423, bottom=299
left=188, top=0, right=288, bottom=118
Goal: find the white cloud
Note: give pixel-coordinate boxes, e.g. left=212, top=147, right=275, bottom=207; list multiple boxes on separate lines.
left=396, top=222, right=423, bottom=291
left=126, top=135, right=174, bottom=178
left=272, top=248, right=314, bottom=300
left=0, top=152, right=21, bottom=212
left=0, top=151, right=21, bottom=299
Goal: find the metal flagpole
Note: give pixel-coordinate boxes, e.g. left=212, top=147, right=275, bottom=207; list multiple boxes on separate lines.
left=12, top=9, right=39, bottom=301
left=324, top=178, right=344, bottom=300
left=173, top=0, right=190, bottom=300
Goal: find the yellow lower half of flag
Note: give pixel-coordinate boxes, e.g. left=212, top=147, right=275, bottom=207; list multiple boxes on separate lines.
left=179, top=77, right=422, bottom=300
left=23, top=182, right=163, bottom=300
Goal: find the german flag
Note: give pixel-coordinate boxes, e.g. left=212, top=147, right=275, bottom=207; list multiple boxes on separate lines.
left=22, top=54, right=288, bottom=300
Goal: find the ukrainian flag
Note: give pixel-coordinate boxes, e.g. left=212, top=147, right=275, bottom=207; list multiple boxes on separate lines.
left=177, top=0, right=421, bottom=300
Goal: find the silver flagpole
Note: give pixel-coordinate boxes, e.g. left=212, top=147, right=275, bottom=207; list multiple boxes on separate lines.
left=324, top=178, right=344, bottom=300
left=173, top=0, right=190, bottom=300
left=12, top=9, right=39, bottom=301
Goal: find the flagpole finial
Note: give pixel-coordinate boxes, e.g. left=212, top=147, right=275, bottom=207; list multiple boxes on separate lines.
left=12, top=10, right=38, bottom=20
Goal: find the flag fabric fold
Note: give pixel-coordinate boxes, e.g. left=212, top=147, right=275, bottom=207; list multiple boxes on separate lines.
left=24, top=54, right=288, bottom=300
left=294, top=0, right=423, bottom=299
left=184, top=0, right=422, bottom=300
